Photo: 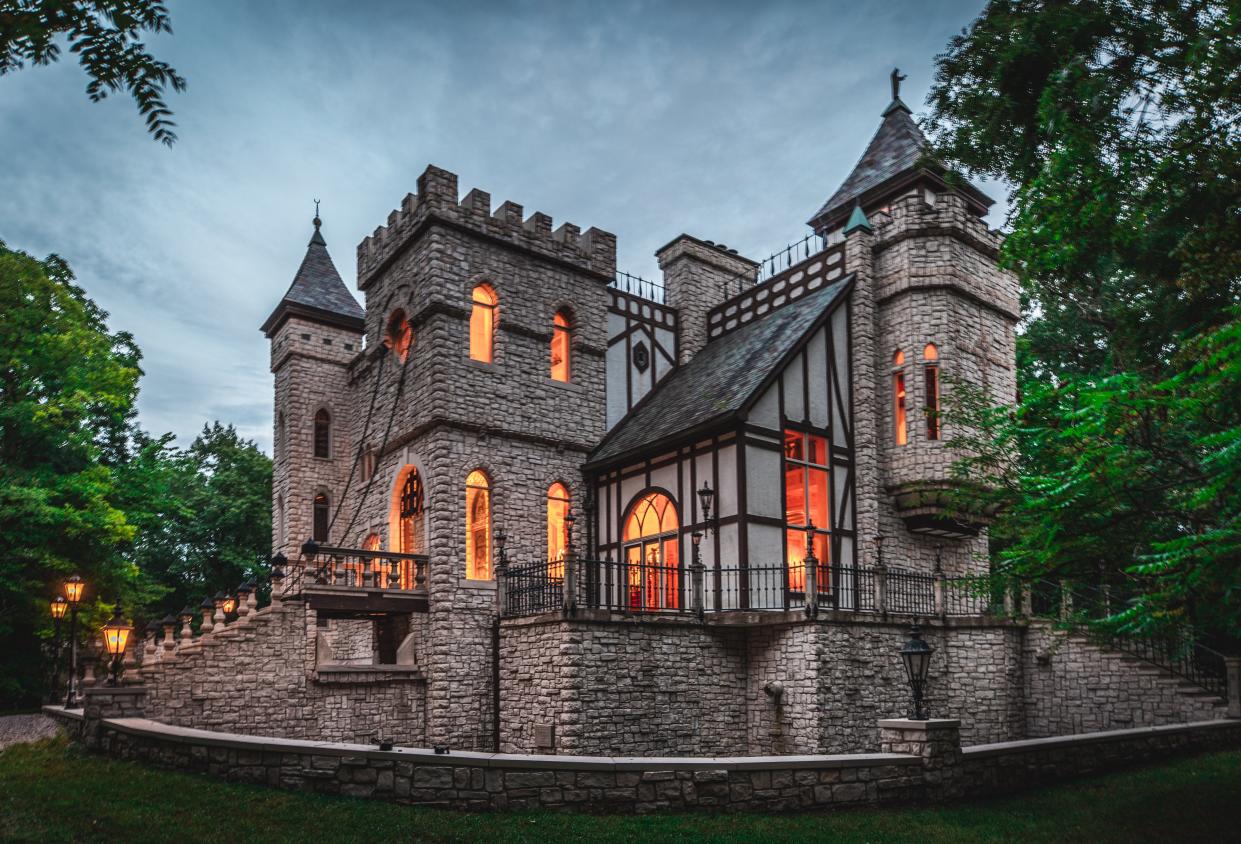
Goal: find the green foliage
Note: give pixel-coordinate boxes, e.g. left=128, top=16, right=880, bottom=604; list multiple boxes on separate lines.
left=0, top=241, right=271, bottom=707
left=0, top=0, right=186, bottom=144
left=929, top=1, right=1241, bottom=639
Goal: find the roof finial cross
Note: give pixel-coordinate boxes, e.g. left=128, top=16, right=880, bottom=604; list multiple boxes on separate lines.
left=891, top=67, right=907, bottom=101
left=313, top=198, right=321, bottom=229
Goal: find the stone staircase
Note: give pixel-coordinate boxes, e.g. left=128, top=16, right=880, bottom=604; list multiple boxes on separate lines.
left=1067, top=631, right=1229, bottom=714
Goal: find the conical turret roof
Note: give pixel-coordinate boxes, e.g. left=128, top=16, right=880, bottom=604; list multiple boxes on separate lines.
left=808, top=85, right=992, bottom=232
left=260, top=218, right=364, bottom=337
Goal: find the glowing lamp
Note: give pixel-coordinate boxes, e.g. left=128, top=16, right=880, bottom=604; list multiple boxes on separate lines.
left=64, top=575, right=84, bottom=605
left=50, top=596, right=68, bottom=620
left=221, top=594, right=237, bottom=615
left=101, top=604, right=133, bottom=686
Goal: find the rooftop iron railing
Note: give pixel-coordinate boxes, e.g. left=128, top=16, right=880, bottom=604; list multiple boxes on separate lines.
left=610, top=271, right=666, bottom=304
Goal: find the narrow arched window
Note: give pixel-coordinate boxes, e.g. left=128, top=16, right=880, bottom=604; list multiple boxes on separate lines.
left=276, top=495, right=285, bottom=546
left=313, top=492, right=330, bottom=542
left=314, top=409, right=331, bottom=458
left=893, top=351, right=907, bottom=446
left=547, top=482, right=571, bottom=564
left=470, top=284, right=497, bottom=363
left=923, top=343, right=940, bottom=440
left=465, top=470, right=491, bottom=579
left=387, top=309, right=412, bottom=362
left=550, top=310, right=571, bottom=382
left=622, top=490, right=680, bottom=610
left=277, top=411, right=286, bottom=457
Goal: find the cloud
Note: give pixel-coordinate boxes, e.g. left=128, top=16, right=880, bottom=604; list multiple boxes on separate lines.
left=0, top=0, right=1001, bottom=455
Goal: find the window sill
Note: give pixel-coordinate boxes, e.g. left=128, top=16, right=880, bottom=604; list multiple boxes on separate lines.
left=459, top=578, right=497, bottom=590
left=546, top=377, right=583, bottom=393
left=467, top=359, right=497, bottom=371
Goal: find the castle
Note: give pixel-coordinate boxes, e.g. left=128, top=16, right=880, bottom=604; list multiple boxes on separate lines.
left=133, top=77, right=1229, bottom=758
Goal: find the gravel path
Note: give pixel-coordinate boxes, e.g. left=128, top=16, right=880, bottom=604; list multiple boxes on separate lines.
left=0, top=714, right=61, bottom=750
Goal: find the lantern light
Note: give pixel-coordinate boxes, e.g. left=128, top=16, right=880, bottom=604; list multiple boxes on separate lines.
left=101, top=604, right=133, bottom=686
left=899, top=624, right=935, bottom=720
left=64, top=575, right=84, bottom=605
left=696, top=481, right=715, bottom=527
left=50, top=596, right=68, bottom=620
left=221, top=594, right=237, bottom=615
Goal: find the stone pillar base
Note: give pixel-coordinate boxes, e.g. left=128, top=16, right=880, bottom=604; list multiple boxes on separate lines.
left=879, top=718, right=962, bottom=798
left=82, top=686, right=147, bottom=749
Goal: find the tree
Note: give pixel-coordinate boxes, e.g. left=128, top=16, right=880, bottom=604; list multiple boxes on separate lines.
left=927, top=1, right=1241, bottom=637
left=0, top=0, right=186, bottom=144
left=0, top=240, right=147, bottom=706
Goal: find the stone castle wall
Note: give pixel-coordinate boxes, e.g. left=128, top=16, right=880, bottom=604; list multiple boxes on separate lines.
left=139, top=600, right=426, bottom=746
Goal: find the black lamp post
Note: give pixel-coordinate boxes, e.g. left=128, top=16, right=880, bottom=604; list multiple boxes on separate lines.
left=697, top=481, right=716, bottom=535
left=64, top=575, right=84, bottom=707
left=564, top=513, right=575, bottom=553
left=691, top=530, right=705, bottom=618
left=49, top=596, right=68, bottom=703
left=899, top=624, right=935, bottom=720
left=101, top=603, right=133, bottom=686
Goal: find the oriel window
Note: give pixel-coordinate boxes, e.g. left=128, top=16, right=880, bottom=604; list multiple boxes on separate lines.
left=893, top=351, right=907, bottom=446
left=923, top=343, right=940, bottom=440
left=470, top=284, right=497, bottom=363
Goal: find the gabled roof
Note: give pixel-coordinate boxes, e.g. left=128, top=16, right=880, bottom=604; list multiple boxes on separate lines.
left=587, top=275, right=854, bottom=469
left=808, top=98, right=992, bottom=231
left=260, top=221, right=365, bottom=337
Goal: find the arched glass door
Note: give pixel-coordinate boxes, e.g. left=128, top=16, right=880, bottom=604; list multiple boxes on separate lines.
left=622, top=490, right=681, bottom=610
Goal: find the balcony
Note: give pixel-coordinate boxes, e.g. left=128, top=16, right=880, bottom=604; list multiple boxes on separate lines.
left=289, top=545, right=430, bottom=614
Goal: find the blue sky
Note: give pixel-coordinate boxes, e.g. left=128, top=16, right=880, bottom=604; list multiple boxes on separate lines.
left=0, top=0, right=1001, bottom=453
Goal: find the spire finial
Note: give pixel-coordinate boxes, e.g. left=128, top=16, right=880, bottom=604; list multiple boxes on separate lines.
left=890, top=67, right=907, bottom=101
left=313, top=198, right=321, bottom=230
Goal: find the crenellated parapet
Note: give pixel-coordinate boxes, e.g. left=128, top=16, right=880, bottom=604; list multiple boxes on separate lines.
left=356, top=165, right=617, bottom=289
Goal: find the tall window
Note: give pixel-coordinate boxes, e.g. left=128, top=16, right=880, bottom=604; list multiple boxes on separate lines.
left=622, top=491, right=680, bottom=610
left=277, top=412, right=286, bottom=457
left=783, top=430, right=830, bottom=591
left=550, top=310, right=571, bottom=382
left=387, top=309, right=412, bottom=362
left=893, top=351, right=907, bottom=446
left=465, top=470, right=491, bottom=579
left=314, top=409, right=331, bottom=458
left=313, top=493, right=330, bottom=542
left=923, top=343, right=940, bottom=440
left=547, top=482, right=570, bottom=564
left=470, top=284, right=497, bottom=363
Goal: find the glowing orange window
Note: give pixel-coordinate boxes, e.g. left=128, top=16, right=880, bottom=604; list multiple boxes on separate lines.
left=547, top=482, right=570, bottom=565
left=622, top=491, right=680, bottom=610
left=387, top=309, right=412, bottom=362
left=470, top=284, right=497, bottom=363
left=924, top=343, right=940, bottom=440
left=783, top=430, right=830, bottom=591
left=551, top=311, right=571, bottom=382
left=893, top=350, right=907, bottom=446
left=465, top=470, right=491, bottom=579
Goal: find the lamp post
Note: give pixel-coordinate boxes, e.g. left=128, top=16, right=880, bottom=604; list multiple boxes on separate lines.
left=690, top=531, right=705, bottom=618
left=64, top=575, right=84, bottom=707
left=899, top=624, right=935, bottom=720
left=49, top=596, right=68, bottom=704
left=696, top=481, right=716, bottom=535
left=101, top=603, right=133, bottom=686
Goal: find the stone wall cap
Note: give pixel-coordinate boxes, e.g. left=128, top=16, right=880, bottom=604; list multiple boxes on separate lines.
left=878, top=718, right=961, bottom=729
left=83, top=686, right=147, bottom=697
left=99, top=717, right=921, bottom=771
left=963, top=718, right=1239, bottom=759
left=42, top=704, right=84, bottom=722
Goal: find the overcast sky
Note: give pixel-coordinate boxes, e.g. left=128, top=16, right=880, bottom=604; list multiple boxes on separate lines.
left=1, top=0, right=1002, bottom=454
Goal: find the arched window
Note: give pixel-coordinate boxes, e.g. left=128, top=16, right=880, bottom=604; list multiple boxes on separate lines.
left=550, top=310, right=571, bottom=382
left=470, top=284, right=497, bottom=363
left=892, top=351, right=907, bottom=446
left=276, top=495, right=285, bottom=546
left=313, top=492, right=330, bottom=543
left=363, top=533, right=381, bottom=551
left=547, top=482, right=570, bottom=565
left=622, top=490, right=680, bottom=610
left=386, top=309, right=412, bottom=362
left=314, top=409, right=331, bottom=458
left=923, top=343, right=940, bottom=441
left=398, top=469, right=424, bottom=553
left=465, top=470, right=491, bottom=580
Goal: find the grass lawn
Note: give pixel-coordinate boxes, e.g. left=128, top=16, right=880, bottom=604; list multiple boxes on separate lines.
left=2, top=738, right=1240, bottom=843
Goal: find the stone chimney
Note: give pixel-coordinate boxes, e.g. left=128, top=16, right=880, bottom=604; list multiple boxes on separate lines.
left=656, top=235, right=758, bottom=363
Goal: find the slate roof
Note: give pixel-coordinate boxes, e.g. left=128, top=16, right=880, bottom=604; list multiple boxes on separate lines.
left=587, top=275, right=853, bottom=469
left=810, top=98, right=928, bottom=226
left=260, top=222, right=365, bottom=336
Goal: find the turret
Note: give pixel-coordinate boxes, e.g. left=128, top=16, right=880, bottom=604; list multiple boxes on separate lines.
left=261, top=213, right=364, bottom=558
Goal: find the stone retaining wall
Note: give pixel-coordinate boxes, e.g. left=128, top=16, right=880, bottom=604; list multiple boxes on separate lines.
left=42, top=704, right=1241, bottom=813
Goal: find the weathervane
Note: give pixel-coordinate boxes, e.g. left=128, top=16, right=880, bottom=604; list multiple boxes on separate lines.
left=313, top=198, right=321, bottom=229
left=891, top=67, right=907, bottom=100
